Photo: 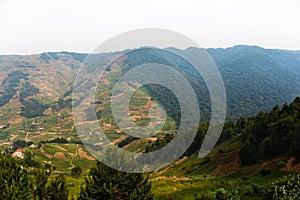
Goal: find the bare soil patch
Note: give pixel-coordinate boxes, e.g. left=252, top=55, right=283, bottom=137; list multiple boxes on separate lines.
left=211, top=149, right=241, bottom=176
left=55, top=145, right=68, bottom=151
left=54, top=152, right=65, bottom=159
left=283, top=157, right=300, bottom=173
left=40, top=148, right=53, bottom=159
left=78, top=147, right=95, bottom=160
left=151, top=176, right=191, bottom=182
left=156, top=156, right=188, bottom=175
left=8, top=117, right=24, bottom=124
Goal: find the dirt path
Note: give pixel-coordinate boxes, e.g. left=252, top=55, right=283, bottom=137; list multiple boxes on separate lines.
left=112, top=135, right=129, bottom=145
left=9, top=134, right=18, bottom=141
left=156, top=156, right=189, bottom=175
left=69, top=144, right=79, bottom=168
left=25, top=132, right=30, bottom=142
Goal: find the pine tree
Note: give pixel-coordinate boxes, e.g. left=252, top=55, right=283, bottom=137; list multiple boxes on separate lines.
left=78, top=161, right=153, bottom=200
left=47, top=174, right=69, bottom=200
left=32, top=168, right=69, bottom=200
left=32, top=168, right=51, bottom=200
left=0, top=155, right=33, bottom=200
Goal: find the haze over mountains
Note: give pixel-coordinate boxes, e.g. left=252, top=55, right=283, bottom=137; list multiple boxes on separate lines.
left=0, top=45, right=299, bottom=123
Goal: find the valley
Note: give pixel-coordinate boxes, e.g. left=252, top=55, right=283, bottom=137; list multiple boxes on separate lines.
left=0, top=46, right=300, bottom=199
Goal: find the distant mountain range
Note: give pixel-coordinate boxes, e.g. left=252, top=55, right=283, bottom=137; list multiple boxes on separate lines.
left=0, top=45, right=299, bottom=123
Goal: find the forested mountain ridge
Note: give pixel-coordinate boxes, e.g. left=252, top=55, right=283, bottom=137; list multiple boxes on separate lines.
left=206, top=45, right=300, bottom=118
left=0, top=45, right=299, bottom=124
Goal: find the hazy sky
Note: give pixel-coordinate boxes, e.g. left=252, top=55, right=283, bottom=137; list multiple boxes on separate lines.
left=0, top=0, right=299, bottom=54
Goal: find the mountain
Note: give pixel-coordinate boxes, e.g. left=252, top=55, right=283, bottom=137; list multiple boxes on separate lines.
left=1, top=45, right=299, bottom=125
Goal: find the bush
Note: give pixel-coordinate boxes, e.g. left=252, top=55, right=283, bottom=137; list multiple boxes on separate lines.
left=195, top=192, right=215, bottom=200
left=71, top=166, right=82, bottom=178
left=78, top=161, right=153, bottom=200
left=215, top=188, right=240, bottom=200
left=265, top=174, right=300, bottom=199
left=260, top=169, right=271, bottom=176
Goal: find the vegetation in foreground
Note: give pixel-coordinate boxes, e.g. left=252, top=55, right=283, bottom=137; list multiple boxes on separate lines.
left=0, top=97, right=299, bottom=199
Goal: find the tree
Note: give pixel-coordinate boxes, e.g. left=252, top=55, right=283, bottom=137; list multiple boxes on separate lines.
left=71, top=166, right=82, bottom=178
left=32, top=168, right=51, bottom=199
left=0, top=156, right=33, bottom=200
left=240, top=97, right=300, bottom=164
left=78, top=161, right=153, bottom=200
left=24, top=151, right=40, bottom=168
left=13, top=139, right=27, bottom=149
left=47, top=174, right=69, bottom=200
left=32, top=169, right=69, bottom=200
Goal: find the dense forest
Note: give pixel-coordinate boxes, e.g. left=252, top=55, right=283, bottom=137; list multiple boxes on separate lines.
left=122, top=46, right=300, bottom=121
left=146, top=97, right=300, bottom=166
left=240, top=97, right=300, bottom=164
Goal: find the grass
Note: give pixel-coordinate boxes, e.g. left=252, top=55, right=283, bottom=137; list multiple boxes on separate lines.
left=151, top=162, right=295, bottom=199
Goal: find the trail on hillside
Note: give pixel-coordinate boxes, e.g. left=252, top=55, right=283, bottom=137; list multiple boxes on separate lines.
left=69, top=144, right=79, bottom=168
left=25, top=132, right=30, bottom=142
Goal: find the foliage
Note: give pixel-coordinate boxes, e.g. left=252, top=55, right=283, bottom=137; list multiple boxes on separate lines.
left=195, top=188, right=240, bottom=200
left=46, top=174, right=69, bottom=200
left=71, top=166, right=82, bottom=178
left=0, top=156, right=33, bottom=199
left=78, top=161, right=153, bottom=200
left=31, top=168, right=69, bottom=200
left=20, top=98, right=49, bottom=118
left=0, top=154, right=69, bottom=200
left=240, top=97, right=300, bottom=164
left=0, top=70, right=29, bottom=106
left=24, top=151, right=41, bottom=168
left=40, top=137, right=69, bottom=144
left=260, top=169, right=271, bottom=176
left=122, top=46, right=300, bottom=122
left=145, top=133, right=174, bottom=153
left=32, top=168, right=51, bottom=199
left=215, top=188, right=240, bottom=200
left=13, top=139, right=28, bottom=149
left=265, top=174, right=300, bottom=199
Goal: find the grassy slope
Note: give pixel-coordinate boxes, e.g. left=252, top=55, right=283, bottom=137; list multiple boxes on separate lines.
left=150, top=137, right=295, bottom=199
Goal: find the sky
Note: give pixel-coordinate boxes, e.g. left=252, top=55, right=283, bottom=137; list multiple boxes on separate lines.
left=0, top=0, right=300, bottom=54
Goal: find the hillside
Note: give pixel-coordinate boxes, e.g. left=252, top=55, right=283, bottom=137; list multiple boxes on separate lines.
left=150, top=97, right=300, bottom=199
left=1, top=98, right=300, bottom=199
left=0, top=45, right=300, bottom=199
left=0, top=45, right=299, bottom=125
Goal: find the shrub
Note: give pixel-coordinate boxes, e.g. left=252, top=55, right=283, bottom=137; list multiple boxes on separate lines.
left=265, top=174, right=300, bottom=199
left=260, top=169, right=271, bottom=176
